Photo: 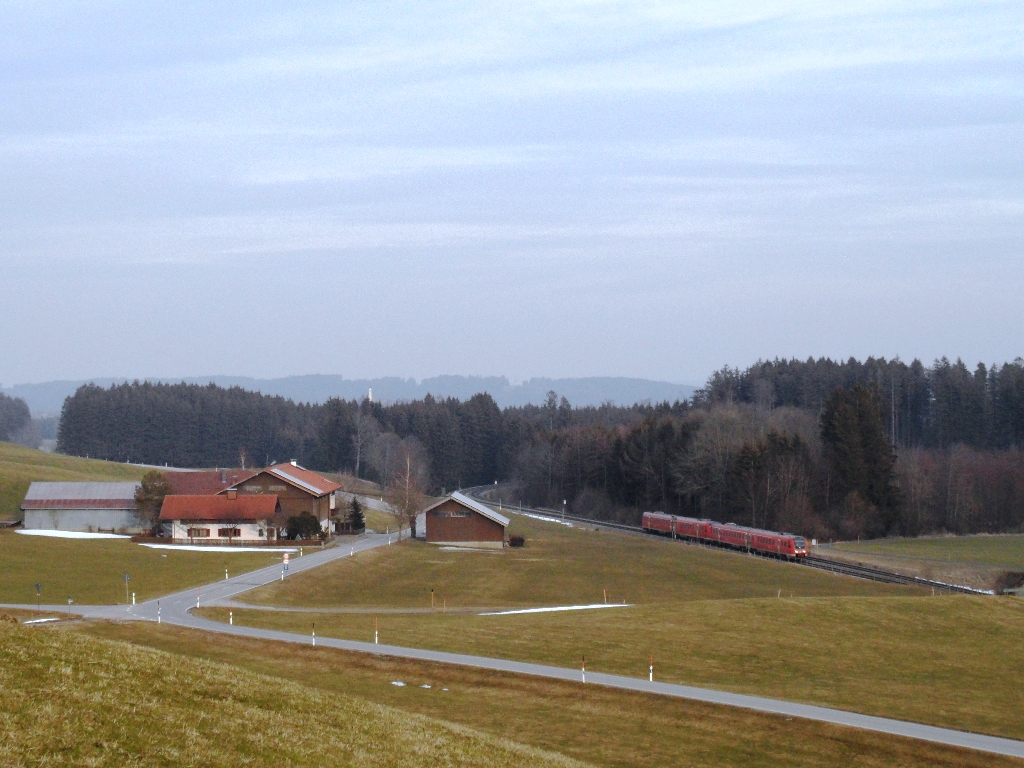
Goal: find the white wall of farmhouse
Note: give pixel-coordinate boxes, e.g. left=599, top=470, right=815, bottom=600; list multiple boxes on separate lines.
left=166, top=520, right=269, bottom=541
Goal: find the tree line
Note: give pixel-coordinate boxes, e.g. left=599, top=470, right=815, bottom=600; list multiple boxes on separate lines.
left=0, top=392, right=31, bottom=444
left=55, top=356, right=1024, bottom=539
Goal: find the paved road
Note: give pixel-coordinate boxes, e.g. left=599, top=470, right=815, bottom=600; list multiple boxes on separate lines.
left=7, top=530, right=1024, bottom=760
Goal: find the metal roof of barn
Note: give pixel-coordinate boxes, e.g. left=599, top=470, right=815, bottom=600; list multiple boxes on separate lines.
left=21, top=482, right=139, bottom=510
left=422, top=492, right=510, bottom=527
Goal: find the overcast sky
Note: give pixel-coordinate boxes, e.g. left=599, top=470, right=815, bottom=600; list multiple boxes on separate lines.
left=1, top=1, right=1021, bottom=387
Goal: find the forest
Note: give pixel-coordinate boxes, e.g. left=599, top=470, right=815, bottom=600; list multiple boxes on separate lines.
left=53, top=356, right=1024, bottom=540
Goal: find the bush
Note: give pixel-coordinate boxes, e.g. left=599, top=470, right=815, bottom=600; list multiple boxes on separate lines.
left=508, top=535, right=525, bottom=548
left=286, top=512, right=321, bottom=540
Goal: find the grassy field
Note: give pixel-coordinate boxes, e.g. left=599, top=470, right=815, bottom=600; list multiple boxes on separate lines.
left=0, top=441, right=147, bottom=522
left=0, top=623, right=581, bottom=768
left=78, top=621, right=1021, bottom=768
left=240, top=513, right=916, bottom=609
left=830, top=534, right=1024, bottom=567
left=0, top=528, right=282, bottom=604
left=216, top=515, right=1023, bottom=740
left=202, top=594, right=1024, bottom=741
left=823, top=534, right=1024, bottom=590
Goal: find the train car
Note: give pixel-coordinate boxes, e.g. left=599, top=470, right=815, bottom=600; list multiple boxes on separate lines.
left=713, top=522, right=751, bottom=550
left=672, top=516, right=703, bottom=539
left=642, top=511, right=673, bottom=535
left=642, top=512, right=808, bottom=560
left=747, top=529, right=808, bottom=560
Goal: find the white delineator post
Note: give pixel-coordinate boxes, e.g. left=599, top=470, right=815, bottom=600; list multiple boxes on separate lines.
left=312, top=622, right=316, bottom=647
left=196, top=588, right=201, bottom=608
left=375, top=616, right=378, bottom=645
left=649, top=654, right=653, bottom=682
left=157, top=600, right=161, bottom=624
left=229, top=611, right=233, bottom=625
left=581, top=655, right=586, bottom=684
left=132, top=592, right=135, bottom=605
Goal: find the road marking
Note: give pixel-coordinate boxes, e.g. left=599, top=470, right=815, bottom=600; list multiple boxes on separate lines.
left=479, top=604, right=632, bottom=616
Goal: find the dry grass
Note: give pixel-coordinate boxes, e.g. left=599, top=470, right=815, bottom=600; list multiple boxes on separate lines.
left=0, top=621, right=585, bottom=767
left=0, top=441, right=147, bottom=522
left=79, top=621, right=1024, bottom=768
left=822, top=535, right=1024, bottom=590
left=241, top=514, right=917, bottom=609
left=200, top=594, right=1024, bottom=741
left=0, top=528, right=282, bottom=605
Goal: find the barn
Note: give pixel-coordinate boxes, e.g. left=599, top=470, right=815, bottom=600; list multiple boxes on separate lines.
left=20, top=482, right=146, bottom=534
left=159, top=492, right=281, bottom=542
left=219, top=461, right=341, bottom=534
left=422, top=492, right=509, bottom=549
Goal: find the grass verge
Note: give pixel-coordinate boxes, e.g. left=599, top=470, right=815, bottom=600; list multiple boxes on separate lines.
left=78, top=621, right=1022, bottom=768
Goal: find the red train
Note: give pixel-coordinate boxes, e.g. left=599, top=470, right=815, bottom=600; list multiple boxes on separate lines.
left=641, top=512, right=807, bottom=560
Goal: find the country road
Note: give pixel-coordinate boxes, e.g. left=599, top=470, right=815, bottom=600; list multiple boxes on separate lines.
left=5, top=526, right=1024, bottom=761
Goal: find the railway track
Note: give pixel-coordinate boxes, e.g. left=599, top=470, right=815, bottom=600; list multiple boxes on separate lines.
left=464, top=486, right=990, bottom=595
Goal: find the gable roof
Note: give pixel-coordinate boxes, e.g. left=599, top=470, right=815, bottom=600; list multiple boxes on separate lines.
left=21, top=482, right=138, bottom=510
left=223, top=462, right=342, bottom=498
left=166, top=470, right=253, bottom=496
left=422, top=492, right=510, bottom=527
left=159, top=494, right=279, bottom=522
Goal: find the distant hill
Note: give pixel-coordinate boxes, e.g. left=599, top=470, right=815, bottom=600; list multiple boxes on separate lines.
left=4, top=375, right=695, bottom=417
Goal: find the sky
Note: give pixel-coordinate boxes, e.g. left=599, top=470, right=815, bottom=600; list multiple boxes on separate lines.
left=1, top=1, right=1021, bottom=388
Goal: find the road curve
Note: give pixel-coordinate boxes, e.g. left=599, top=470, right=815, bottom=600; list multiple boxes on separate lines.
left=6, top=530, right=1024, bottom=760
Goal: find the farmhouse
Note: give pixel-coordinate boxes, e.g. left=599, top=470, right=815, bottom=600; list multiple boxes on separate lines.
left=422, top=491, right=509, bottom=549
left=160, top=493, right=281, bottom=542
left=20, top=481, right=147, bottom=534
left=220, top=461, right=341, bottom=534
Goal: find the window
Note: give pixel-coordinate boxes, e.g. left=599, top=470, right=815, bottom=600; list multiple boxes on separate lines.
left=188, top=528, right=210, bottom=538
left=218, top=528, right=241, bottom=538
left=244, top=484, right=263, bottom=492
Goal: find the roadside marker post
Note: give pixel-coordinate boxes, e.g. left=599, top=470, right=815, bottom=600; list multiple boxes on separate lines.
left=312, top=622, right=316, bottom=647
left=67, top=597, right=73, bottom=614
left=229, top=611, right=233, bottom=625
left=124, top=574, right=131, bottom=605
left=35, top=583, right=41, bottom=612
left=157, top=600, right=161, bottom=624
left=132, top=592, right=135, bottom=605
left=650, top=653, right=654, bottom=682
left=197, top=587, right=201, bottom=609
left=225, top=567, right=229, bottom=581
left=375, top=617, right=378, bottom=645
left=581, top=654, right=586, bottom=684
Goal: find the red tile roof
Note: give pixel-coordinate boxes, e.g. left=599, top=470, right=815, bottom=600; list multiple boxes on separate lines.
left=165, top=470, right=256, bottom=496
left=159, top=495, right=279, bottom=522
